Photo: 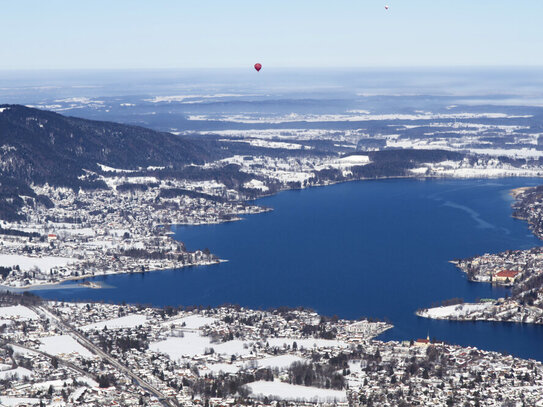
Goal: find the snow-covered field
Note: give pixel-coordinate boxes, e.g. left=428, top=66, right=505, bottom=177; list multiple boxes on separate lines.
left=39, top=335, right=93, bottom=358
left=9, top=344, right=39, bottom=357
left=316, top=154, right=371, bottom=171
left=0, top=397, right=40, bottom=406
left=204, top=355, right=306, bottom=375
left=80, top=314, right=148, bottom=331
left=0, top=305, right=39, bottom=320
left=435, top=167, right=543, bottom=178
left=150, top=332, right=252, bottom=359
left=97, top=163, right=136, bottom=173
left=418, top=303, right=491, bottom=319
left=245, top=380, right=346, bottom=402
left=266, top=338, right=348, bottom=349
left=31, top=376, right=97, bottom=390
left=469, top=148, right=543, bottom=159
left=219, top=138, right=307, bottom=150
left=0, top=367, right=32, bottom=380
left=0, top=254, right=76, bottom=273
left=243, top=179, right=269, bottom=191
left=251, top=354, right=306, bottom=369
left=338, top=155, right=370, bottom=164
left=188, top=112, right=528, bottom=124
left=387, top=137, right=543, bottom=160
left=161, top=314, right=217, bottom=329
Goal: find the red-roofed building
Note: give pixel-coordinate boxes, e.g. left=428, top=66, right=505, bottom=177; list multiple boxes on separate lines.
left=414, top=334, right=431, bottom=347
left=493, top=270, right=521, bottom=284
left=47, top=233, right=57, bottom=242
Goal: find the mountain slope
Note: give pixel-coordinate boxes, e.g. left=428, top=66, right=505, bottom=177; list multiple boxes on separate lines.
left=0, top=104, right=211, bottom=188
left=0, top=105, right=214, bottom=220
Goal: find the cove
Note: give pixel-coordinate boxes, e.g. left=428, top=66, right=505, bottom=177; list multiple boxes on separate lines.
left=35, top=178, right=543, bottom=361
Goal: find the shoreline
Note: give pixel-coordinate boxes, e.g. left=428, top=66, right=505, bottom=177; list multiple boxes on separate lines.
left=418, top=183, right=543, bottom=325
left=3, top=175, right=541, bottom=292
left=415, top=306, right=543, bottom=326
left=509, top=186, right=532, bottom=198
left=2, top=259, right=226, bottom=291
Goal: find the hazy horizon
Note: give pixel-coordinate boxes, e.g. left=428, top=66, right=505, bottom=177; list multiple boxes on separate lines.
left=2, top=67, right=543, bottom=103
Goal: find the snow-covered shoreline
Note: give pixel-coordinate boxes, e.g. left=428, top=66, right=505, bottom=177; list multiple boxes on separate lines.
left=3, top=172, right=542, bottom=291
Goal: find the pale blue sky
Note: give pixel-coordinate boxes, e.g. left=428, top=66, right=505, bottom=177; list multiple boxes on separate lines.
left=0, top=0, right=541, bottom=69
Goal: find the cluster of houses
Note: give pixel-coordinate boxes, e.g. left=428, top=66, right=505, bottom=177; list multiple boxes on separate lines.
left=415, top=186, right=543, bottom=326
left=0, top=171, right=272, bottom=288
left=422, top=246, right=543, bottom=324
left=2, top=300, right=543, bottom=406
left=347, top=339, right=543, bottom=406
left=0, top=303, right=160, bottom=406
left=512, top=186, right=543, bottom=240
left=0, top=300, right=390, bottom=406
left=453, top=247, right=543, bottom=286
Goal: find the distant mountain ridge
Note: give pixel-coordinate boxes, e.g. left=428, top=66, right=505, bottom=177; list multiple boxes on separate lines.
left=0, top=104, right=212, bottom=219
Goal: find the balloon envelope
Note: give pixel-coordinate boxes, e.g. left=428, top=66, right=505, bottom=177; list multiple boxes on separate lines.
left=254, top=63, right=262, bottom=72
left=385, top=5, right=389, bottom=9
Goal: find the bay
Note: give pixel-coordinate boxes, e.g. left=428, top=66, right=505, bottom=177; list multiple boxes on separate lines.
left=35, top=178, right=543, bottom=360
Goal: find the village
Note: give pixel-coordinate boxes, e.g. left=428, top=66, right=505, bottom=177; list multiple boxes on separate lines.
left=1, top=293, right=543, bottom=406
left=0, top=171, right=272, bottom=288
left=417, top=244, right=543, bottom=325
left=418, top=185, right=543, bottom=325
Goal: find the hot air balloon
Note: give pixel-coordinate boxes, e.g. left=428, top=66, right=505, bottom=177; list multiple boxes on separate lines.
left=254, top=63, right=262, bottom=72
left=385, top=5, right=389, bottom=10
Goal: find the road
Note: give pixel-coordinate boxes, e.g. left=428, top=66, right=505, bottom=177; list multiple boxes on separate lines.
left=32, top=305, right=179, bottom=407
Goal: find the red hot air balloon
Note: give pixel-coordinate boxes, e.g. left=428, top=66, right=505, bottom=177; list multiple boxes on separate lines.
left=254, top=63, right=262, bottom=72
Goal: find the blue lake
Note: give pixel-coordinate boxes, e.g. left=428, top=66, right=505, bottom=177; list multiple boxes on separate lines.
left=35, top=178, right=543, bottom=361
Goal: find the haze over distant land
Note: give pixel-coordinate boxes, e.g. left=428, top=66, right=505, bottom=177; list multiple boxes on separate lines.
left=2, top=67, right=543, bottom=105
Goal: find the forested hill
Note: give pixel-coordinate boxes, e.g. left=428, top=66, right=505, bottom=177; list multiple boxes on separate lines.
left=0, top=104, right=218, bottom=220
left=0, top=104, right=211, bottom=189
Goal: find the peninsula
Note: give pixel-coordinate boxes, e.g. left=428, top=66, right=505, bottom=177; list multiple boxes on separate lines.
left=418, top=186, right=543, bottom=324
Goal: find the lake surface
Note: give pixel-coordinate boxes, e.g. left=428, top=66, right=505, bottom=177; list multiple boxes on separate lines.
left=35, top=178, right=543, bottom=361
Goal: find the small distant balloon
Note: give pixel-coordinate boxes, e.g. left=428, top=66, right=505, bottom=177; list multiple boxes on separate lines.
left=254, top=63, right=262, bottom=72
left=385, top=5, right=389, bottom=10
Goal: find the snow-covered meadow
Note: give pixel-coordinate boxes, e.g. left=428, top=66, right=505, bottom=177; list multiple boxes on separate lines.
left=39, top=335, right=93, bottom=358
left=80, top=314, right=148, bottom=331
left=0, top=305, right=39, bottom=320
left=418, top=303, right=492, bottom=319
left=245, top=380, right=346, bottom=402
left=0, top=254, right=76, bottom=273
